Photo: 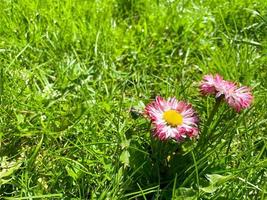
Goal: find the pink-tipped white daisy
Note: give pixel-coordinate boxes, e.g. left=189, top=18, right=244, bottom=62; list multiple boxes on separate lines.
left=199, top=74, right=224, bottom=96
left=145, top=96, right=199, bottom=141
left=200, top=74, right=253, bottom=112
left=222, top=83, right=253, bottom=112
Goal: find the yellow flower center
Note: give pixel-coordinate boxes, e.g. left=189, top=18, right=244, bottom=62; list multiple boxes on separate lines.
left=163, top=110, right=183, bottom=127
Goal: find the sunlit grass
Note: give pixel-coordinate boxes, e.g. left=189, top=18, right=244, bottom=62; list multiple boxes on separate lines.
left=0, top=0, right=266, bottom=199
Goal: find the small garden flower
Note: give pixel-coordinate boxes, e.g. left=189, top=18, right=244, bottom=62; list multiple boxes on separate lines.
left=199, top=74, right=224, bottom=96
left=222, top=84, right=253, bottom=112
left=200, top=74, right=253, bottom=112
left=145, top=96, right=199, bottom=141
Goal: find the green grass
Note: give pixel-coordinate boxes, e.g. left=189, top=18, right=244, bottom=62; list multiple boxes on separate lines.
left=0, top=0, right=267, bottom=199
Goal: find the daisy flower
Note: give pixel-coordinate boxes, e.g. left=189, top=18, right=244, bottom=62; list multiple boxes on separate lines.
left=222, top=83, right=253, bottom=112
left=144, top=96, right=199, bottom=141
left=199, top=74, right=224, bottom=96
left=200, top=74, right=253, bottom=112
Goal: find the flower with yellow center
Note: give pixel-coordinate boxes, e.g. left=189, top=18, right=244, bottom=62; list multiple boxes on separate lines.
left=145, top=96, right=199, bottom=141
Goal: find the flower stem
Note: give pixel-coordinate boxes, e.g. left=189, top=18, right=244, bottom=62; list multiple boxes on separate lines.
left=206, top=99, right=222, bottom=131
left=199, top=97, right=222, bottom=146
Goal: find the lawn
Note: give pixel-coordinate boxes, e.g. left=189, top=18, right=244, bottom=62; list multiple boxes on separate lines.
left=0, top=0, right=266, bottom=199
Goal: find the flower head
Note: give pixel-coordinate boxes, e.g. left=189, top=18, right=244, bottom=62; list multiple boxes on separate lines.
left=223, top=84, right=253, bottom=112
left=200, top=74, right=253, bottom=112
left=145, top=96, right=199, bottom=141
left=199, top=74, right=224, bottom=96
